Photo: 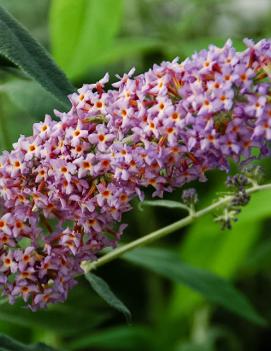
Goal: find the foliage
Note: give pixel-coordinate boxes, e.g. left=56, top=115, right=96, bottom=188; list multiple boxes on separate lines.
left=124, top=248, right=265, bottom=325
left=0, top=1, right=270, bottom=350
left=0, top=5, right=73, bottom=108
left=0, top=334, right=54, bottom=351
left=49, top=0, right=124, bottom=79
left=86, top=273, right=131, bottom=321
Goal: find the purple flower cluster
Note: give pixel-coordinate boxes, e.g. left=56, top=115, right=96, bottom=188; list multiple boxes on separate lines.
left=0, top=39, right=270, bottom=309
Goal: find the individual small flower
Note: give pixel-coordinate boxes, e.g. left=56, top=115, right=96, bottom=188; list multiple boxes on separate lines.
left=12, top=282, right=39, bottom=303
left=21, top=137, right=41, bottom=161
left=33, top=115, right=53, bottom=138
left=15, top=247, right=36, bottom=271
left=50, top=159, right=76, bottom=182
left=60, top=229, right=80, bottom=255
left=8, top=152, right=25, bottom=177
left=0, top=251, right=17, bottom=273
left=88, top=124, right=115, bottom=151
left=66, top=121, right=88, bottom=147
left=73, top=154, right=95, bottom=178
left=0, top=213, right=12, bottom=235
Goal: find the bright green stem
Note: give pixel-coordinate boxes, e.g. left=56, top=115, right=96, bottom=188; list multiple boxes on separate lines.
left=81, top=183, right=271, bottom=273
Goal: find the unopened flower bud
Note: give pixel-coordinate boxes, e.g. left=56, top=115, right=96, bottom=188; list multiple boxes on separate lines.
left=181, top=188, right=198, bottom=206
left=226, top=174, right=249, bottom=190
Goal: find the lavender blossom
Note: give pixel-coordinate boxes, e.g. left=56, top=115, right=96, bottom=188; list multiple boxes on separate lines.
left=0, top=38, right=270, bottom=309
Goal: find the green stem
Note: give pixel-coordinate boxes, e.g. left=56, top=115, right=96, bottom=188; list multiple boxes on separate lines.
left=81, top=183, right=271, bottom=273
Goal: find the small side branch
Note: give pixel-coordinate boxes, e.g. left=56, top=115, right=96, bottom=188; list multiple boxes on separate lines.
left=81, top=182, right=271, bottom=274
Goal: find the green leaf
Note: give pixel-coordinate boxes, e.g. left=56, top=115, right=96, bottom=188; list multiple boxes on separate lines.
left=0, top=333, right=54, bottom=351
left=139, top=200, right=189, bottom=211
left=1, top=78, right=65, bottom=117
left=68, top=326, right=152, bottom=351
left=169, top=187, right=271, bottom=319
left=176, top=327, right=238, bottom=351
left=123, top=248, right=265, bottom=326
left=0, top=301, right=110, bottom=337
left=0, top=5, right=74, bottom=108
left=49, top=0, right=123, bottom=79
left=175, top=38, right=246, bottom=59
left=0, top=54, right=16, bottom=68
left=80, top=37, right=162, bottom=68
left=0, top=298, right=8, bottom=305
left=85, top=273, right=131, bottom=321
left=243, top=235, right=271, bottom=273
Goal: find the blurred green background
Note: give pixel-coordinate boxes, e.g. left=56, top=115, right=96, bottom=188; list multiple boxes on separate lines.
left=0, top=0, right=271, bottom=350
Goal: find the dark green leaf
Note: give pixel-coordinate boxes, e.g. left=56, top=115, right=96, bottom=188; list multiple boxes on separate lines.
left=85, top=273, right=131, bottom=321
left=68, top=326, right=152, bottom=350
left=50, top=0, right=123, bottom=79
left=0, top=54, right=16, bottom=68
left=0, top=302, right=110, bottom=337
left=176, top=327, right=240, bottom=351
left=0, top=333, right=54, bottom=351
left=170, top=188, right=271, bottom=319
left=243, top=236, right=271, bottom=273
left=0, top=6, right=74, bottom=108
left=123, top=248, right=266, bottom=326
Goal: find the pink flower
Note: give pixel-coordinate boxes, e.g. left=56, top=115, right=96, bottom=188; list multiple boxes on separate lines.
left=0, top=38, right=270, bottom=310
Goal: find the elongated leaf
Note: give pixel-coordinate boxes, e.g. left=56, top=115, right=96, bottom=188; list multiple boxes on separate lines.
left=176, top=327, right=238, bottom=351
left=79, top=37, right=162, bottom=68
left=0, top=334, right=54, bottom=351
left=123, top=248, right=265, bottom=325
left=0, top=6, right=74, bottom=108
left=0, top=54, right=16, bottom=68
left=50, top=0, right=123, bottom=78
left=243, top=235, right=271, bottom=273
left=68, top=326, right=152, bottom=351
left=0, top=302, right=110, bottom=336
left=139, top=200, right=189, bottom=211
left=1, top=79, right=65, bottom=117
left=170, top=188, right=271, bottom=319
left=86, top=273, right=131, bottom=321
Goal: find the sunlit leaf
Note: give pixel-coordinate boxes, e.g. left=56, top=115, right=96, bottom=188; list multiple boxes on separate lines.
left=0, top=6, right=74, bottom=108
left=49, top=0, right=123, bottom=78
left=86, top=273, right=131, bottom=321
left=82, top=37, right=162, bottom=68
left=124, top=248, right=266, bottom=325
